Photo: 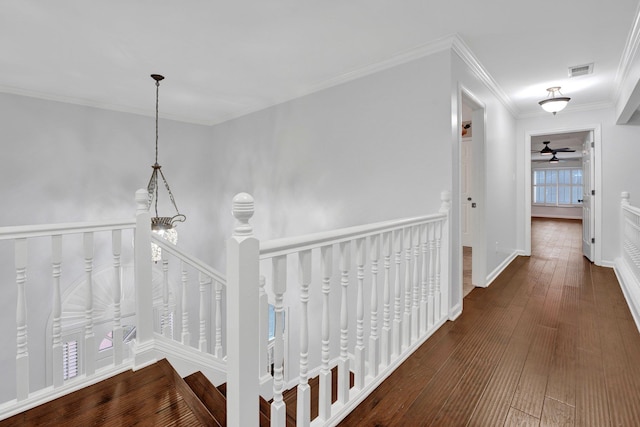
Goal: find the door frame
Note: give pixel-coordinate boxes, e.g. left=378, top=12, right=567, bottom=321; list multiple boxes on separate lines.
left=524, top=124, right=602, bottom=264
left=458, top=85, right=487, bottom=287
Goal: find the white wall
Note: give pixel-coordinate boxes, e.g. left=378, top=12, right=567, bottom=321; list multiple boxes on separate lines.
left=0, top=92, right=214, bottom=401
left=208, top=50, right=454, bottom=380
left=517, top=107, right=640, bottom=265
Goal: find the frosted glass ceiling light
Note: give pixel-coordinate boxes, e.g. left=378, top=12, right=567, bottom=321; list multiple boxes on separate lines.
left=146, top=74, right=186, bottom=262
left=538, top=87, right=570, bottom=115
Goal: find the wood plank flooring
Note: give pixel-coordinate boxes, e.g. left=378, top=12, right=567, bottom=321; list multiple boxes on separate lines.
left=340, top=218, right=640, bottom=426
left=0, top=359, right=215, bottom=427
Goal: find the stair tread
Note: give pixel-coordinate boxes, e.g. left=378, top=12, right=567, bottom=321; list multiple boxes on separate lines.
left=0, top=359, right=216, bottom=427
left=183, top=371, right=227, bottom=427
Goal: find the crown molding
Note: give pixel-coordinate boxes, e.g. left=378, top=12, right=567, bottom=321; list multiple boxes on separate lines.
left=450, top=35, right=519, bottom=118
left=0, top=84, right=213, bottom=126
left=208, top=36, right=458, bottom=126
left=613, top=1, right=640, bottom=103
left=517, top=100, right=614, bottom=120
left=1, top=33, right=519, bottom=127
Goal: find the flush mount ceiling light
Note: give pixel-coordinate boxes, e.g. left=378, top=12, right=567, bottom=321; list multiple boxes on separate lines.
left=146, top=74, right=186, bottom=261
left=538, top=87, right=570, bottom=115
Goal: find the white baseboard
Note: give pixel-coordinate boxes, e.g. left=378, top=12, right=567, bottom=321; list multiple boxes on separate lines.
left=531, top=214, right=582, bottom=220
left=484, top=250, right=519, bottom=288
left=614, top=258, right=640, bottom=333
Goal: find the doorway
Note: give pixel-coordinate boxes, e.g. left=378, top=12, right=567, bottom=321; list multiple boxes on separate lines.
left=460, top=89, right=487, bottom=294
left=525, top=126, right=601, bottom=263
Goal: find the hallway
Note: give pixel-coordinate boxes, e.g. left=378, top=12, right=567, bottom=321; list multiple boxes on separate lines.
left=340, top=218, right=640, bottom=426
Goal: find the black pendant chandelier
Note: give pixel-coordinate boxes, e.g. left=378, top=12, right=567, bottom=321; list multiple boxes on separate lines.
left=146, top=74, right=185, bottom=260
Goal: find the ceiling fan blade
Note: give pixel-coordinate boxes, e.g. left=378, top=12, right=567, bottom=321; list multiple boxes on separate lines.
left=554, top=148, right=576, bottom=152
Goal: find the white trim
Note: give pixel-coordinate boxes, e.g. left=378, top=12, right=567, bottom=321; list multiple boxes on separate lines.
left=524, top=125, right=602, bottom=265
left=614, top=2, right=640, bottom=103
left=451, top=36, right=519, bottom=118
left=483, top=250, right=519, bottom=288
left=614, top=258, right=640, bottom=333
left=531, top=214, right=582, bottom=220
left=320, top=316, right=448, bottom=427
left=0, top=363, right=134, bottom=421
left=0, top=34, right=521, bottom=127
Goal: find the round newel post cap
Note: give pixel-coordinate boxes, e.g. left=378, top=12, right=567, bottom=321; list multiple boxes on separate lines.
left=440, top=190, right=452, bottom=213
left=232, top=193, right=254, bottom=236
left=135, top=188, right=150, bottom=213
left=621, top=191, right=630, bottom=205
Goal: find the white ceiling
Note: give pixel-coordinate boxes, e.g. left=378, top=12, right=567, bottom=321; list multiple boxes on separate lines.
left=1, top=1, right=638, bottom=125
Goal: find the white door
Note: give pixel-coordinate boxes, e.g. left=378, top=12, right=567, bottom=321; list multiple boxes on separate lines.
left=582, top=133, right=594, bottom=261
left=461, top=137, right=473, bottom=246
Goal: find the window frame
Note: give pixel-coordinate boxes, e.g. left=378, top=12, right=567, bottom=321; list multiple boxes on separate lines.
left=532, top=167, right=583, bottom=207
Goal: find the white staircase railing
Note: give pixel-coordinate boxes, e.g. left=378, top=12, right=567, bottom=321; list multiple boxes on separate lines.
left=0, top=189, right=227, bottom=421
left=616, top=191, right=640, bottom=332
left=0, top=187, right=452, bottom=426
left=227, top=190, right=452, bottom=426
left=0, top=219, right=136, bottom=417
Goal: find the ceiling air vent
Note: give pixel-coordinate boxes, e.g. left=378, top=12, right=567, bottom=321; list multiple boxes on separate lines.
left=568, top=63, right=593, bottom=78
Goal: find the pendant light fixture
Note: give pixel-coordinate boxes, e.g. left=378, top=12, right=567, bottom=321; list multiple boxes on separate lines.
left=146, top=74, right=186, bottom=261
left=538, top=87, right=570, bottom=115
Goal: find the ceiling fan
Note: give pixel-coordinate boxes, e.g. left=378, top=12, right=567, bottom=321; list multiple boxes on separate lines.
left=532, top=141, right=576, bottom=156
left=532, top=150, right=568, bottom=163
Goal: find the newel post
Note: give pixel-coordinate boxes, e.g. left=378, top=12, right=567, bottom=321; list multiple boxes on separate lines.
left=227, top=193, right=260, bottom=427
left=134, top=189, right=154, bottom=364
left=622, top=191, right=630, bottom=207
left=439, top=190, right=453, bottom=320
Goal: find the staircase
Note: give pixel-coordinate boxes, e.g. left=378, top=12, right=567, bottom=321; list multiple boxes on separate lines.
left=0, top=359, right=353, bottom=426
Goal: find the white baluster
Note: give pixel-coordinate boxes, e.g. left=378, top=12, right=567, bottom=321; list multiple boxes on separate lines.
left=198, top=272, right=207, bottom=352
left=15, top=238, right=29, bottom=401
left=52, top=235, right=63, bottom=387
left=83, top=232, right=95, bottom=376
left=112, top=230, right=123, bottom=365
left=403, top=228, right=412, bottom=348
left=319, top=245, right=332, bottom=421
left=392, top=230, right=402, bottom=357
left=381, top=232, right=392, bottom=366
left=369, top=234, right=380, bottom=377
left=162, top=250, right=171, bottom=338
left=420, top=224, right=428, bottom=334
left=338, top=241, right=351, bottom=404
left=214, top=280, right=223, bottom=358
left=411, top=226, right=420, bottom=341
left=181, top=263, right=190, bottom=346
left=259, top=276, right=268, bottom=375
left=297, top=250, right=311, bottom=427
left=354, top=238, right=365, bottom=390
left=428, top=223, right=436, bottom=328
left=271, top=255, right=287, bottom=427
left=227, top=193, right=259, bottom=427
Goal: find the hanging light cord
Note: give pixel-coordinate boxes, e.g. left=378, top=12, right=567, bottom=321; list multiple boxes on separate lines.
left=155, top=79, right=160, bottom=166
left=146, top=74, right=186, bottom=226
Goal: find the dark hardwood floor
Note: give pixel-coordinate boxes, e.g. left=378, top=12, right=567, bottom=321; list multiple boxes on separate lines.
left=340, top=218, right=640, bottom=426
